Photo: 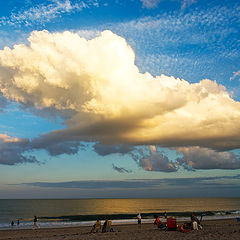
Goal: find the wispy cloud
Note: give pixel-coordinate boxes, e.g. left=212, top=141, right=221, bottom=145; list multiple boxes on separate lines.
left=231, top=70, right=240, bottom=81
left=0, top=0, right=99, bottom=27
left=140, top=0, right=162, bottom=9
left=19, top=174, right=240, bottom=189
left=112, top=164, right=132, bottom=173
left=181, top=0, right=196, bottom=10
left=111, top=3, right=240, bottom=82
left=140, top=0, right=197, bottom=9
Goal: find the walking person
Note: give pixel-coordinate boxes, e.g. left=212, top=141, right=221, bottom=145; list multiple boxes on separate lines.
left=137, top=213, right=142, bottom=229
left=33, top=216, right=39, bottom=229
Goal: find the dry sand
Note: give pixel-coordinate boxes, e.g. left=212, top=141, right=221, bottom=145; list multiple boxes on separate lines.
left=0, top=218, right=239, bottom=240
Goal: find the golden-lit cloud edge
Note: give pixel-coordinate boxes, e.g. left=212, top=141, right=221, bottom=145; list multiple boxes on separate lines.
left=1, top=30, right=240, bottom=150
left=1, top=30, right=240, bottom=168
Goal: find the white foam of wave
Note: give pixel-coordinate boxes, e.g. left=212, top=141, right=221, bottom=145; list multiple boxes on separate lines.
left=1, top=214, right=240, bottom=230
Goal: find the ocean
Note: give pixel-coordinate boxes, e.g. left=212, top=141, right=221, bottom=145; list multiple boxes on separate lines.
left=0, top=198, right=240, bottom=229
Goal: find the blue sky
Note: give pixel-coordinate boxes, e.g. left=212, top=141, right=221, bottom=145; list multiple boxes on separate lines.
left=0, top=0, right=240, bottom=198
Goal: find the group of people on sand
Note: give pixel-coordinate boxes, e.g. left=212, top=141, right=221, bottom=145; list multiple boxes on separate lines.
left=152, top=212, right=202, bottom=232
left=90, top=219, right=114, bottom=233
left=91, top=212, right=202, bottom=234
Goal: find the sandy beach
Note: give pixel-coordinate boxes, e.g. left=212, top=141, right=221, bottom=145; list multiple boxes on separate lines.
left=0, top=218, right=239, bottom=240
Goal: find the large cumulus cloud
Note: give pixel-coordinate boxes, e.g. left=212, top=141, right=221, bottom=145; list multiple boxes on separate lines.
left=1, top=30, right=240, bottom=166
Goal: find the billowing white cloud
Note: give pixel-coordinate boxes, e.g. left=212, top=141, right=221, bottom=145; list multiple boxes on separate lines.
left=1, top=30, right=240, bottom=153
left=177, top=147, right=240, bottom=170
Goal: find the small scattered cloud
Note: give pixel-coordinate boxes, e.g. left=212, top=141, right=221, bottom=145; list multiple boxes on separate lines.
left=181, top=0, right=196, bottom=10
left=177, top=147, right=240, bottom=170
left=140, top=0, right=196, bottom=9
left=140, top=0, right=162, bottom=9
left=0, top=133, right=38, bottom=165
left=231, top=70, right=240, bottom=81
left=112, top=164, right=132, bottom=173
left=132, top=146, right=177, bottom=172
left=0, top=133, right=21, bottom=143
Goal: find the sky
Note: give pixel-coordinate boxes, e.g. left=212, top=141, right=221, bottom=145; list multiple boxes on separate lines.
left=0, top=0, right=240, bottom=198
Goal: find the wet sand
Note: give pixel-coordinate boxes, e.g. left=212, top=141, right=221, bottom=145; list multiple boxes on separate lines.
left=0, top=218, right=239, bottom=240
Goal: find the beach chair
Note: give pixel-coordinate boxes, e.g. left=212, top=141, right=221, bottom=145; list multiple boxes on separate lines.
left=166, top=217, right=177, bottom=230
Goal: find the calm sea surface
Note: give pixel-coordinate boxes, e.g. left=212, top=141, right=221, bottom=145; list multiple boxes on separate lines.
left=0, top=198, right=239, bottom=229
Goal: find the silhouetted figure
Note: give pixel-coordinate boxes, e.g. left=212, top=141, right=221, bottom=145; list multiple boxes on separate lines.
left=137, top=213, right=141, bottom=228
left=33, top=216, right=39, bottom=229
left=102, top=220, right=108, bottom=232
left=11, top=221, right=14, bottom=227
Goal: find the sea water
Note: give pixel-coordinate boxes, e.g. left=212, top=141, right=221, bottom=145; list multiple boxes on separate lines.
left=0, top=198, right=239, bottom=229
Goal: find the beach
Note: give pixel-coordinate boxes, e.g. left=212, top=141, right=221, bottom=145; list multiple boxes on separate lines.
left=0, top=218, right=239, bottom=240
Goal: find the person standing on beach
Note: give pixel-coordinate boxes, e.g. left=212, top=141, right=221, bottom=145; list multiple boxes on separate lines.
left=164, top=211, right=167, bottom=219
left=33, top=216, right=39, bottom=229
left=137, top=213, right=141, bottom=228
left=11, top=220, right=14, bottom=228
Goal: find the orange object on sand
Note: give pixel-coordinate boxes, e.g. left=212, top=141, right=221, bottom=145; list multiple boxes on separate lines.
left=179, top=225, right=191, bottom=233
